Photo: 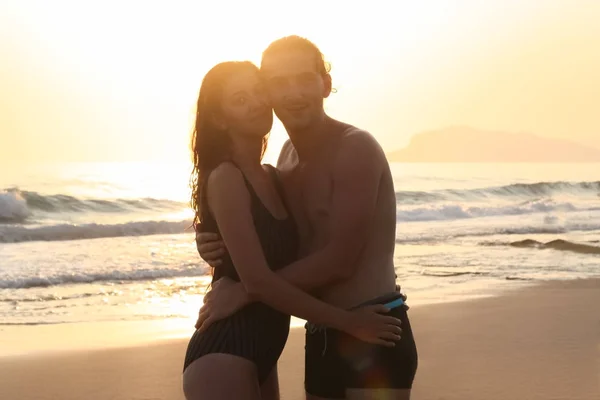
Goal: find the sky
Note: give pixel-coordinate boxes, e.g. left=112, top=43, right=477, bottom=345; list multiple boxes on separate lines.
left=1, top=0, right=600, bottom=165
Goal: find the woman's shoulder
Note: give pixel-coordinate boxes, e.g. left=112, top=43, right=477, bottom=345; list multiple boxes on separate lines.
left=208, top=161, right=242, bottom=182
left=206, top=162, right=248, bottom=198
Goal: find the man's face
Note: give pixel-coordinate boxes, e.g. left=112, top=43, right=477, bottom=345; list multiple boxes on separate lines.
left=260, top=49, right=331, bottom=131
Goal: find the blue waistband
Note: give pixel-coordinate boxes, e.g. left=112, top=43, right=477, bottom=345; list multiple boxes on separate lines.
left=305, top=292, right=404, bottom=333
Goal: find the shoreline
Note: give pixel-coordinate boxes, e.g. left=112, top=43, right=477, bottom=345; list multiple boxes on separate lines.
left=0, top=276, right=541, bottom=358
left=1, top=278, right=599, bottom=399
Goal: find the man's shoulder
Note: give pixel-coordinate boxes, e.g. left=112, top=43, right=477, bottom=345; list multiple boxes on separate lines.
left=280, top=138, right=295, bottom=155
left=277, top=139, right=298, bottom=169
left=337, top=124, right=384, bottom=159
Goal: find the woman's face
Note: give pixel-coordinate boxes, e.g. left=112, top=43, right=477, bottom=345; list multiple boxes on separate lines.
left=218, top=68, right=273, bottom=139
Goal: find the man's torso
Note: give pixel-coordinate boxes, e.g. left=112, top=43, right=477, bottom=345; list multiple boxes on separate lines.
left=276, top=124, right=397, bottom=308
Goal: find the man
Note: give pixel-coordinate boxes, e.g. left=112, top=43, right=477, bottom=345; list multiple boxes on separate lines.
left=195, top=36, right=418, bottom=399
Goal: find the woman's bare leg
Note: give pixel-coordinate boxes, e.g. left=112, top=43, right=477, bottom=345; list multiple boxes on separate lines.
left=260, top=365, right=280, bottom=400
left=183, top=353, right=261, bottom=400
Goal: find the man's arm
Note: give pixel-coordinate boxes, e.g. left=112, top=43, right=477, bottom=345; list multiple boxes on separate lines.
left=275, top=130, right=385, bottom=289
left=194, top=132, right=401, bottom=329
left=198, top=161, right=401, bottom=345
left=197, top=132, right=383, bottom=289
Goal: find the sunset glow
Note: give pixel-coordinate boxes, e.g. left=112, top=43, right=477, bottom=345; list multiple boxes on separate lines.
left=2, top=0, right=599, bottom=166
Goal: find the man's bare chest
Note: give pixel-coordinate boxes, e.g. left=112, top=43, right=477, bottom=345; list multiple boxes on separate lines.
left=280, top=162, right=333, bottom=239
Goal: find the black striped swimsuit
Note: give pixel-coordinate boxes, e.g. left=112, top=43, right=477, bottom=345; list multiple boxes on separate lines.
left=183, top=164, right=299, bottom=383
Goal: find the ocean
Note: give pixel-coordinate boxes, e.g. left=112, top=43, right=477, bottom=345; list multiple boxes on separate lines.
left=1, top=161, right=599, bottom=326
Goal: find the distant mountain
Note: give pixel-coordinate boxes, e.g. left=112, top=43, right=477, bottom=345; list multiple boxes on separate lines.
left=387, top=127, right=600, bottom=162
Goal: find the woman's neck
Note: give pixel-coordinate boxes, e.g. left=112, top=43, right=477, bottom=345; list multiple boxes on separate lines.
left=229, top=136, right=264, bottom=175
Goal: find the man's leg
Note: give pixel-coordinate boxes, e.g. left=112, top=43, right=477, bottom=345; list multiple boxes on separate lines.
left=305, top=326, right=347, bottom=400
left=343, top=306, right=418, bottom=400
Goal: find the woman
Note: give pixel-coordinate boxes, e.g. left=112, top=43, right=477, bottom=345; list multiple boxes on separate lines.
left=182, top=61, right=402, bottom=400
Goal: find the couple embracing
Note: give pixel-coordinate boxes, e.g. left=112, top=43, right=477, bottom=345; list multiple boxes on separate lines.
left=182, top=35, right=418, bottom=400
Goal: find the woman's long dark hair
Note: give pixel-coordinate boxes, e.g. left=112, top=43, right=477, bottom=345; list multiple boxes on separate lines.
left=189, top=61, right=268, bottom=230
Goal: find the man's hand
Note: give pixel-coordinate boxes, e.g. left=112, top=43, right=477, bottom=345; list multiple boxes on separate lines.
left=195, top=232, right=225, bottom=267
left=195, top=277, right=252, bottom=332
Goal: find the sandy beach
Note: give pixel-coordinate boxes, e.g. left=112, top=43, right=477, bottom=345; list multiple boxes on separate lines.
left=1, top=279, right=598, bottom=400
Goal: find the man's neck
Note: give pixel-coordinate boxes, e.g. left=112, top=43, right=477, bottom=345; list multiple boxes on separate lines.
left=286, top=115, right=338, bottom=161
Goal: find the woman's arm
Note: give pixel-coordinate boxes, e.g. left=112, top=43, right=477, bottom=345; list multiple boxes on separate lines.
left=197, top=131, right=386, bottom=291
left=203, top=162, right=400, bottom=344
